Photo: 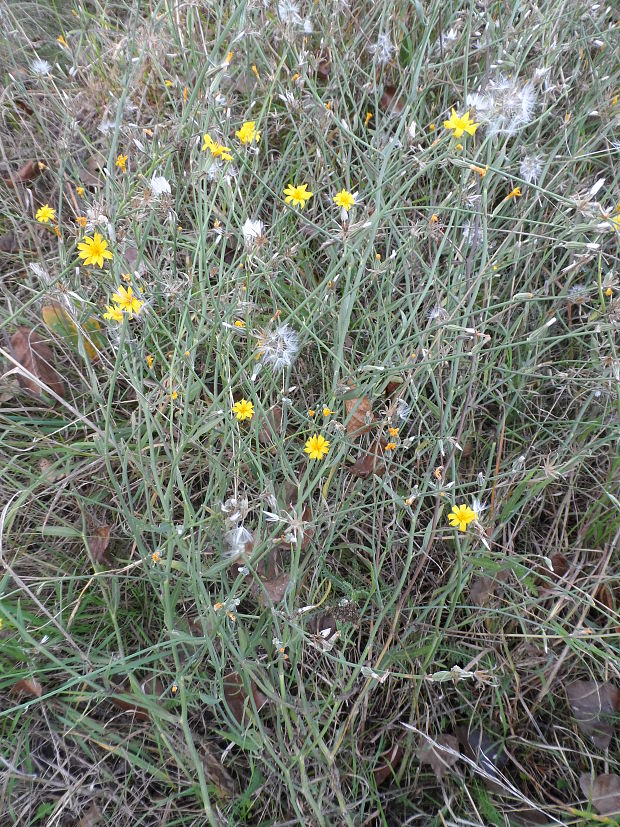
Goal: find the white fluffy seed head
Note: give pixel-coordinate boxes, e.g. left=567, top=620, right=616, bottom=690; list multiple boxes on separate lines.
left=256, top=323, right=300, bottom=371
left=467, top=74, right=536, bottom=137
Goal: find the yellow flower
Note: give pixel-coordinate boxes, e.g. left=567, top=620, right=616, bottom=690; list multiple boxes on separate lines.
left=75, top=216, right=87, bottom=227
left=232, top=398, right=254, bottom=421
left=151, top=550, right=162, bottom=564
left=234, top=319, right=245, bottom=328
left=236, top=120, right=260, bottom=144
left=308, top=409, right=315, bottom=417
left=36, top=204, right=56, bottom=223
left=333, top=189, right=355, bottom=211
left=322, top=407, right=332, bottom=417
left=364, top=111, right=373, bottom=126
left=284, top=183, right=313, bottom=209
left=385, top=442, right=397, bottom=451
left=146, top=354, right=154, bottom=368
left=389, top=427, right=399, bottom=437
left=611, top=203, right=620, bottom=230
left=506, top=186, right=522, bottom=200
left=76, top=185, right=85, bottom=196
left=115, top=153, right=128, bottom=172
left=77, top=232, right=113, bottom=267
left=304, top=433, right=329, bottom=460
left=202, top=132, right=232, bottom=161
left=443, top=108, right=478, bottom=138
left=471, top=164, right=488, bottom=177
left=111, top=285, right=144, bottom=316
left=57, top=34, right=68, bottom=48
left=103, top=304, right=124, bottom=322
left=448, top=504, right=477, bottom=532
left=430, top=213, right=439, bottom=225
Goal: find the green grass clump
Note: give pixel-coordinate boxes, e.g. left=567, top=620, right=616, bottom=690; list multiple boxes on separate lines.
left=1, top=1, right=619, bottom=825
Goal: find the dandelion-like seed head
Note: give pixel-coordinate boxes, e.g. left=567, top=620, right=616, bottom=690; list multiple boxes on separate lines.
left=462, top=218, right=482, bottom=247
left=567, top=284, right=588, bottom=305
left=520, top=154, right=544, bottom=184
left=150, top=174, right=171, bottom=197
left=255, top=323, right=299, bottom=371
left=278, top=0, right=302, bottom=25
left=427, top=304, right=449, bottom=322
left=32, top=58, right=52, bottom=76
left=370, top=33, right=396, bottom=66
left=224, top=526, right=253, bottom=560
left=467, top=74, right=536, bottom=137
left=396, top=399, right=411, bottom=421
left=242, top=217, right=265, bottom=249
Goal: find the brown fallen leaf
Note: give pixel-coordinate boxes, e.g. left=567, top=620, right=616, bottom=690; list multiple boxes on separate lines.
left=456, top=725, right=506, bottom=782
left=11, top=677, right=43, bottom=698
left=258, top=571, right=291, bottom=604
left=86, top=525, right=111, bottom=563
left=200, top=746, right=237, bottom=798
left=536, top=552, right=570, bottom=590
left=469, top=576, right=496, bottom=607
left=10, top=326, right=65, bottom=399
left=373, top=742, right=404, bottom=785
left=76, top=802, right=103, bottom=827
left=579, top=773, right=620, bottom=816
left=0, top=230, right=19, bottom=252
left=81, top=153, right=105, bottom=187
left=316, top=51, right=331, bottom=80
left=566, top=680, right=620, bottom=749
left=345, top=395, right=374, bottom=435
left=110, top=675, right=165, bottom=722
left=380, top=84, right=406, bottom=115
left=223, top=672, right=267, bottom=725
left=470, top=570, right=508, bottom=607
left=3, top=159, right=45, bottom=187
left=418, top=734, right=459, bottom=781
left=259, top=404, right=283, bottom=446
left=349, top=438, right=387, bottom=478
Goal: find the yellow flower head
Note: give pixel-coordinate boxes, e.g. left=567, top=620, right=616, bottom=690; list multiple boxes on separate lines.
left=385, top=442, right=397, bottom=451
left=304, top=433, right=329, bottom=460
left=284, top=183, right=313, bottom=209
left=333, top=189, right=355, bottom=211
left=111, top=285, right=144, bottom=316
left=77, top=232, right=113, bottom=267
left=202, top=132, right=232, bottom=161
left=232, top=398, right=254, bottom=421
left=76, top=185, right=85, bottom=196
left=506, top=186, right=522, bottom=200
left=448, top=504, right=477, bottom=532
left=115, top=153, right=128, bottom=172
left=364, top=111, right=373, bottom=126
left=75, top=215, right=87, bottom=227
left=103, top=304, right=124, bottom=322
left=36, top=204, right=56, bottom=224
left=146, top=354, right=154, bottom=368
left=389, top=427, right=399, bottom=437
left=611, top=203, right=620, bottom=230
left=322, top=407, right=332, bottom=417
left=236, top=120, right=260, bottom=144
left=443, top=108, right=478, bottom=138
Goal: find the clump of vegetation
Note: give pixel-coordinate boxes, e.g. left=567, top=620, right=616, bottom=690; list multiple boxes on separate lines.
left=1, top=1, right=619, bottom=825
